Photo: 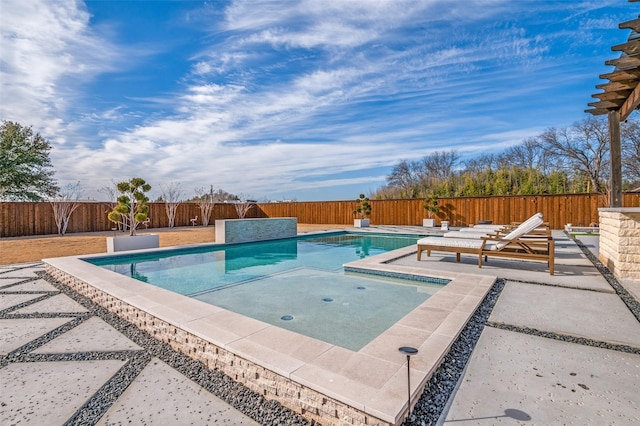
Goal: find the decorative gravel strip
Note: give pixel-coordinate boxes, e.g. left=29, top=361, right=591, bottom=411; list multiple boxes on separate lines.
left=3, top=311, right=82, bottom=319
left=38, top=271, right=313, bottom=425
left=486, top=322, right=640, bottom=355
left=567, top=231, right=640, bottom=323
left=501, top=277, right=615, bottom=293
left=13, top=351, right=142, bottom=363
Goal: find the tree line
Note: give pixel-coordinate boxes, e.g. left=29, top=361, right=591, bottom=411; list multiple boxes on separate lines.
left=375, top=116, right=640, bottom=200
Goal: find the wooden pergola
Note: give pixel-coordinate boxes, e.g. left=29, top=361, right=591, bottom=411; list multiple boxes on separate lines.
left=586, top=3, right=640, bottom=207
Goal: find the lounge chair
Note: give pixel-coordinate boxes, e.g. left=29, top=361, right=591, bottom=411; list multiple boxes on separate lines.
left=443, top=223, right=551, bottom=239
left=445, top=215, right=550, bottom=240
left=457, top=213, right=543, bottom=232
left=417, top=213, right=555, bottom=274
left=448, top=213, right=545, bottom=238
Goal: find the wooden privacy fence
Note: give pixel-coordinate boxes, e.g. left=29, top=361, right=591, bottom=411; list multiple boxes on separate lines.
left=1, top=193, right=639, bottom=238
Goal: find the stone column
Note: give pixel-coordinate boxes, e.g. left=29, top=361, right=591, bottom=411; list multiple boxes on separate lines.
left=598, top=208, right=640, bottom=280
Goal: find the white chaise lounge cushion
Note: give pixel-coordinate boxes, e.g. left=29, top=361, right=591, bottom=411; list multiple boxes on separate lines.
left=467, top=224, right=504, bottom=230
left=444, top=231, right=490, bottom=239
left=416, top=237, right=500, bottom=251
left=459, top=227, right=499, bottom=233
left=499, top=213, right=542, bottom=238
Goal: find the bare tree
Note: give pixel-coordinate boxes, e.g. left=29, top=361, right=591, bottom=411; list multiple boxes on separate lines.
left=463, top=153, right=498, bottom=174
left=422, top=150, right=459, bottom=181
left=194, top=185, right=218, bottom=226
left=234, top=196, right=256, bottom=219
left=540, top=117, right=610, bottom=193
left=499, top=138, right=549, bottom=173
left=386, top=159, right=422, bottom=198
left=160, top=182, right=182, bottom=228
left=49, top=182, right=82, bottom=236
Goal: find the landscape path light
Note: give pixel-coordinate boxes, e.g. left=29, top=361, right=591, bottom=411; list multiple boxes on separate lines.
left=398, top=346, right=418, bottom=421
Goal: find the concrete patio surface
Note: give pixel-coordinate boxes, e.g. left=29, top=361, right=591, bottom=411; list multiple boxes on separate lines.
left=0, top=263, right=259, bottom=426
left=405, top=231, right=640, bottom=425
left=1, top=228, right=639, bottom=425
left=443, top=327, right=640, bottom=425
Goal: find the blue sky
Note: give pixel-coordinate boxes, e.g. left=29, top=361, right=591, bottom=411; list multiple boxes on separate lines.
left=1, top=1, right=637, bottom=201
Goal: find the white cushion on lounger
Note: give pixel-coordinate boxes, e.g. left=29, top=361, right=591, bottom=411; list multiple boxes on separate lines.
left=416, top=237, right=499, bottom=250
left=444, top=231, right=489, bottom=239
left=459, top=227, right=497, bottom=232
left=469, top=224, right=504, bottom=230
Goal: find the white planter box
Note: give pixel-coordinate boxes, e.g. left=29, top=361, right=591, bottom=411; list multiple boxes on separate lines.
left=423, top=218, right=436, bottom=227
left=354, top=219, right=370, bottom=228
left=107, top=234, right=159, bottom=253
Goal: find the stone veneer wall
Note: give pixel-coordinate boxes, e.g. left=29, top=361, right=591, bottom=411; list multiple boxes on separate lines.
left=215, top=218, right=297, bottom=244
left=598, top=208, right=640, bottom=280
left=44, top=264, right=393, bottom=426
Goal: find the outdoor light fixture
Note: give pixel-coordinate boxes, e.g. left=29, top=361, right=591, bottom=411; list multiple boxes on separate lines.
left=398, top=346, right=418, bottom=420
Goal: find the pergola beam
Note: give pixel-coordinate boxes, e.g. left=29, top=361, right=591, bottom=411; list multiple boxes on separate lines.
left=588, top=100, right=624, bottom=109
left=619, top=17, right=640, bottom=32
left=596, top=81, right=636, bottom=91
left=600, top=69, right=640, bottom=82
left=592, top=91, right=629, bottom=101
left=606, top=55, right=640, bottom=70
left=619, top=80, right=640, bottom=121
left=612, top=39, right=640, bottom=56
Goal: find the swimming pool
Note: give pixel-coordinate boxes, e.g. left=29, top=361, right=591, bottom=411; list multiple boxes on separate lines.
left=87, top=232, right=449, bottom=350
left=45, top=230, right=495, bottom=425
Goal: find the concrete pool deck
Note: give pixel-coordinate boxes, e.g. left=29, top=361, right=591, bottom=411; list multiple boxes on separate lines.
left=1, top=228, right=639, bottom=425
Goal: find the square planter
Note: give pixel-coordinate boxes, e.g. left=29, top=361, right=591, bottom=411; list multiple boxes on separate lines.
left=422, top=218, right=436, bottom=227
left=354, top=219, right=370, bottom=228
left=107, top=234, right=159, bottom=253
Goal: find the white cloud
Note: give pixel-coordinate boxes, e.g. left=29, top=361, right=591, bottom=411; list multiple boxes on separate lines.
left=0, top=0, right=120, bottom=138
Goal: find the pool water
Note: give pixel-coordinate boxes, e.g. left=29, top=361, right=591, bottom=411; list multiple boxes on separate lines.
left=88, top=232, right=447, bottom=350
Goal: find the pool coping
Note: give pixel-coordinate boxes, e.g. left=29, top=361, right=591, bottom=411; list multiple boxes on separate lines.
left=43, top=234, right=496, bottom=426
